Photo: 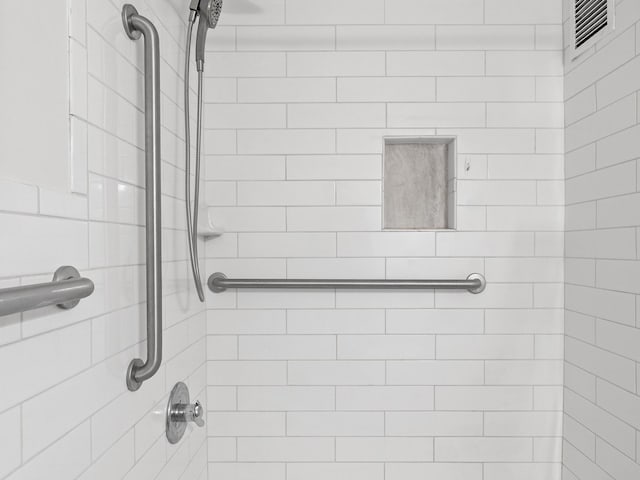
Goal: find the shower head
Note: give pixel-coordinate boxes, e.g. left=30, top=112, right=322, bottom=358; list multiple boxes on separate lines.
left=195, top=0, right=223, bottom=71
left=203, top=0, right=223, bottom=28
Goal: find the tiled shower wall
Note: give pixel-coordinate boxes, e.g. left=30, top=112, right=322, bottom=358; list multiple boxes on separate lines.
left=562, top=0, right=640, bottom=478
left=203, top=1, right=565, bottom=479
left=0, top=1, right=206, bottom=479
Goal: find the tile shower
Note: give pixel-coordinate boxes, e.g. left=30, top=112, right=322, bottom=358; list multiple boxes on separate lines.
left=0, top=0, right=636, bottom=480
left=204, top=1, right=564, bottom=479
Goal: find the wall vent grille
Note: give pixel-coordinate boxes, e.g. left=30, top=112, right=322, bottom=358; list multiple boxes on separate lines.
left=572, top=0, right=615, bottom=57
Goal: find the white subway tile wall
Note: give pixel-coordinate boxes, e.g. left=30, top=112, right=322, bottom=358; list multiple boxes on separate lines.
left=0, top=0, right=206, bottom=479
left=204, top=1, right=564, bottom=480
left=563, top=0, right=640, bottom=479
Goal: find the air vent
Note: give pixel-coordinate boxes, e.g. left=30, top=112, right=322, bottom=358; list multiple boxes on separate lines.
left=572, top=0, right=615, bottom=57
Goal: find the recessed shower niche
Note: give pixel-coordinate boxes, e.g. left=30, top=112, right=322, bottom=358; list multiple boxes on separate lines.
left=383, top=137, right=456, bottom=230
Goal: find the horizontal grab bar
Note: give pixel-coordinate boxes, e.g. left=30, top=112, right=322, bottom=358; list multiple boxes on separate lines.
left=208, top=273, right=486, bottom=294
left=0, top=266, right=94, bottom=317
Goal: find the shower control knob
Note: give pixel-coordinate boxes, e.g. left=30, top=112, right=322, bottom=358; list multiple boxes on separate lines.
left=166, top=382, right=205, bottom=444
left=185, top=401, right=205, bottom=427
left=170, top=400, right=205, bottom=427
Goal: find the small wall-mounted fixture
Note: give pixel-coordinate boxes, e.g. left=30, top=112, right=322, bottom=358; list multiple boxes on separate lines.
left=166, top=382, right=205, bottom=444
left=197, top=206, right=224, bottom=238
left=383, top=137, right=456, bottom=230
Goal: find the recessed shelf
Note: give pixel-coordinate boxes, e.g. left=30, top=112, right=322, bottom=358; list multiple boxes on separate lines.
left=383, top=137, right=456, bottom=231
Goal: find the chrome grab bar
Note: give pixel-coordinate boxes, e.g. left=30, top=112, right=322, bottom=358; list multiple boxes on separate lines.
left=208, top=273, right=487, bottom=294
left=0, top=266, right=94, bottom=317
left=122, top=5, right=163, bottom=392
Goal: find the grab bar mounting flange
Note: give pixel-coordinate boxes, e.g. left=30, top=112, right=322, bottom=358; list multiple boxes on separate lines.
left=53, top=265, right=88, bottom=309
left=0, top=265, right=94, bottom=317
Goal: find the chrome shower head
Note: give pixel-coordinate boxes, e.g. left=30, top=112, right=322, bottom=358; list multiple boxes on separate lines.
left=195, top=0, right=223, bottom=71
left=204, top=0, right=223, bottom=28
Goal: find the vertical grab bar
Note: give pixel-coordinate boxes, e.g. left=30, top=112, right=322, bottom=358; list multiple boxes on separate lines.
left=122, top=5, right=163, bottom=392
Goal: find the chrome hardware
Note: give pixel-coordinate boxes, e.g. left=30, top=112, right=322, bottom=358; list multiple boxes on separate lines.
left=208, top=272, right=487, bottom=294
left=177, top=401, right=205, bottom=427
left=0, top=266, right=94, bottom=317
left=184, top=1, right=224, bottom=303
left=122, top=4, right=164, bottom=392
left=166, top=382, right=205, bottom=444
left=466, top=273, right=486, bottom=294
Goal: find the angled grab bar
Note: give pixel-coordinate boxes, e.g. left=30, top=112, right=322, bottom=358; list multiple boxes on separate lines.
left=0, top=266, right=94, bottom=317
left=208, top=273, right=487, bottom=294
left=122, top=5, right=163, bottom=392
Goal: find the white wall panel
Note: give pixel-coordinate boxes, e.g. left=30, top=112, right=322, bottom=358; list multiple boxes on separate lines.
left=563, top=0, right=640, bottom=476
left=0, top=1, right=207, bottom=479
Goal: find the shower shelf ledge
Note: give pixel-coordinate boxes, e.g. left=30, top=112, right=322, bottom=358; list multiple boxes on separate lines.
left=197, top=206, right=224, bottom=238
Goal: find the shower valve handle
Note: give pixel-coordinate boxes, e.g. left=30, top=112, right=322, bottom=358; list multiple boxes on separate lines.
left=186, top=401, right=205, bottom=427
left=166, top=382, right=203, bottom=444
left=171, top=400, right=205, bottom=427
